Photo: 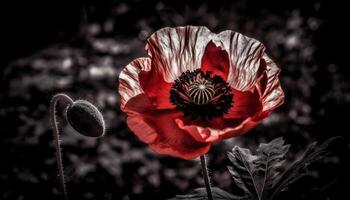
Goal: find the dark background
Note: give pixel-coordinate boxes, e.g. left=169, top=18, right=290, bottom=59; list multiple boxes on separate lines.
left=1, top=0, right=349, bottom=199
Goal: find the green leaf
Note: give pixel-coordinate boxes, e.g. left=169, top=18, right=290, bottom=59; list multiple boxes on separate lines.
left=168, top=187, right=245, bottom=200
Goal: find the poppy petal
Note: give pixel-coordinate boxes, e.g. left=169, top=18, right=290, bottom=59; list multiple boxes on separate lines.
left=146, top=26, right=215, bottom=82
left=119, top=57, right=150, bottom=111
left=256, top=54, right=285, bottom=119
left=124, top=94, right=211, bottom=160
left=139, top=68, right=174, bottom=110
left=201, top=41, right=230, bottom=80
left=176, top=117, right=257, bottom=143
left=213, top=30, right=266, bottom=91
left=119, top=56, right=174, bottom=110
left=224, top=88, right=262, bottom=119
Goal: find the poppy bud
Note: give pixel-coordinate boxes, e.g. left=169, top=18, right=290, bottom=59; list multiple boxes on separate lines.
left=66, top=100, right=105, bottom=137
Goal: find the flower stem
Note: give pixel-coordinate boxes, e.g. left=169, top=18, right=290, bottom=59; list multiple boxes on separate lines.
left=50, top=94, right=74, bottom=200
left=200, top=155, right=213, bottom=200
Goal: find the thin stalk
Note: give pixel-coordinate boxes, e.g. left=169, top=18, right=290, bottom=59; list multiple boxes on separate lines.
left=200, top=155, right=213, bottom=200
left=50, top=94, right=73, bottom=200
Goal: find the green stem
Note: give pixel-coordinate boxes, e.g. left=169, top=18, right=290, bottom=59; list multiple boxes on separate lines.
left=50, top=94, right=73, bottom=200
left=200, top=155, right=213, bottom=200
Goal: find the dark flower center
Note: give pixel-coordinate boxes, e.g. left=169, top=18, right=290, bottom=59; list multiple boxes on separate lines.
left=170, top=69, right=233, bottom=119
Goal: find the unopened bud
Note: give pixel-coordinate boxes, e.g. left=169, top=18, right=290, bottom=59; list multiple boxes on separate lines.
left=66, top=100, right=105, bottom=137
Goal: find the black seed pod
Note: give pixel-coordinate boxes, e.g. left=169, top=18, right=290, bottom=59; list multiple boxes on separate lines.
left=66, top=100, right=105, bottom=137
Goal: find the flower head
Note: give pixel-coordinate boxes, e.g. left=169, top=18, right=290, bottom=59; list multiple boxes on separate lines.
left=119, top=26, right=284, bottom=159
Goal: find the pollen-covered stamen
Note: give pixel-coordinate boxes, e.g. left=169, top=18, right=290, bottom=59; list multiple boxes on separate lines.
left=170, top=69, right=233, bottom=119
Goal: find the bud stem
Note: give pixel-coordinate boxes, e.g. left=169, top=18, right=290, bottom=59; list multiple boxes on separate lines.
left=50, top=94, right=74, bottom=200
left=200, top=155, right=213, bottom=200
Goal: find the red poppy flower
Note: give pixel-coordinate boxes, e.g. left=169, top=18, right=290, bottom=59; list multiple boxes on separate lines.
left=119, top=26, right=284, bottom=160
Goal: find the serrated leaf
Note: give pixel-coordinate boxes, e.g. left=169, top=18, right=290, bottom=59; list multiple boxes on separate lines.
left=255, top=138, right=290, bottom=199
left=168, top=187, right=246, bottom=200
left=270, top=136, right=342, bottom=200
left=227, top=138, right=289, bottom=200
left=227, top=146, right=259, bottom=199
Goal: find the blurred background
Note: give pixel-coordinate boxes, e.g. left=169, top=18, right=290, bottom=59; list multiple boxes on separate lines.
left=1, top=0, right=349, bottom=199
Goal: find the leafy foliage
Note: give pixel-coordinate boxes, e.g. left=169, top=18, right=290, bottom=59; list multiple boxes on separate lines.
left=270, top=136, right=342, bottom=199
left=227, top=137, right=340, bottom=200
left=255, top=138, right=290, bottom=199
left=227, top=138, right=290, bottom=200
left=227, top=147, right=258, bottom=199
left=169, top=136, right=340, bottom=200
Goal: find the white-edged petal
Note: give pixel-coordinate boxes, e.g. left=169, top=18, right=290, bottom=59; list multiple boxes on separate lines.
left=146, top=26, right=215, bottom=82
left=213, top=31, right=266, bottom=91
left=261, top=54, right=285, bottom=112
left=118, top=57, right=150, bottom=110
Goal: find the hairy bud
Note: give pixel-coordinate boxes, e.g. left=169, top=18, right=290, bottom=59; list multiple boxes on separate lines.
left=66, top=100, right=105, bottom=137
